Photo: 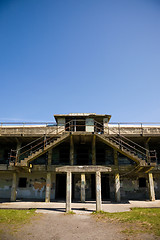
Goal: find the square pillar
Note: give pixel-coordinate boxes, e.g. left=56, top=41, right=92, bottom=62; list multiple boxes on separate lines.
left=148, top=173, right=155, bottom=201
left=114, top=150, right=118, bottom=166
left=70, top=135, right=74, bottom=166
left=92, top=135, right=96, bottom=165
left=11, top=172, right=17, bottom=202
left=52, top=173, right=56, bottom=200
left=66, top=172, right=72, bottom=212
left=115, top=173, right=121, bottom=202
left=81, top=174, right=85, bottom=202
left=48, top=149, right=52, bottom=165
left=96, top=171, right=101, bottom=211
left=45, top=172, right=51, bottom=202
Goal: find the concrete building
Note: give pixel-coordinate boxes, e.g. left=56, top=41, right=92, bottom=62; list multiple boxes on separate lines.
left=0, top=113, right=159, bottom=212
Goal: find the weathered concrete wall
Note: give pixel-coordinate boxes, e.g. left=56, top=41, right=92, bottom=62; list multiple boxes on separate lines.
left=153, top=174, right=160, bottom=199
left=0, top=173, right=12, bottom=198
left=120, top=176, right=149, bottom=200
left=16, top=173, right=46, bottom=200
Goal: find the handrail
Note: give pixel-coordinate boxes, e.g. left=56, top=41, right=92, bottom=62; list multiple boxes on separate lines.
left=9, top=119, right=157, bottom=165
left=10, top=120, right=75, bottom=164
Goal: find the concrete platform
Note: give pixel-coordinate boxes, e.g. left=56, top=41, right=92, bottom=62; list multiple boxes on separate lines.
left=0, top=200, right=160, bottom=214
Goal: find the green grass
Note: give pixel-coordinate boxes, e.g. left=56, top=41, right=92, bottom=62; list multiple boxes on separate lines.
left=92, top=208, right=160, bottom=236
left=0, top=209, right=36, bottom=225
left=65, top=210, right=75, bottom=215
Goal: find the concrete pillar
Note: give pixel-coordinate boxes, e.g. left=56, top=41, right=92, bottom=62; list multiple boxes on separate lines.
left=16, top=141, right=21, bottom=163
left=45, top=172, right=51, bottom=202
left=145, top=138, right=150, bottom=163
left=114, top=150, right=118, bottom=166
left=81, top=174, right=85, bottom=202
left=70, top=135, right=74, bottom=165
left=52, top=173, right=56, bottom=200
left=96, top=171, right=101, bottom=211
left=115, top=173, right=121, bottom=202
left=92, top=135, right=96, bottom=165
left=48, top=149, right=52, bottom=165
left=148, top=173, right=155, bottom=201
left=66, top=172, right=72, bottom=212
left=11, top=172, right=17, bottom=202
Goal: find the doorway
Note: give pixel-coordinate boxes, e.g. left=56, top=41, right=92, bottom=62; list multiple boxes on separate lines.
left=101, top=174, right=110, bottom=200
left=55, top=174, right=66, bottom=200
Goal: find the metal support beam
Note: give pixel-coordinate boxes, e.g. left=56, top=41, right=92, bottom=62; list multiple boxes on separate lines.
left=115, top=173, right=121, bottom=202
left=148, top=173, right=155, bottom=201
left=92, top=135, right=96, bottom=165
left=81, top=174, right=85, bottom=202
left=70, top=135, right=74, bottom=166
left=11, top=172, right=17, bottom=202
left=96, top=171, right=101, bottom=211
left=45, top=172, right=51, bottom=202
left=66, top=172, right=72, bottom=212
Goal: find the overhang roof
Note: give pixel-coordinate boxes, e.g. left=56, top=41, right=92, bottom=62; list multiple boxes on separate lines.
left=54, top=113, right=111, bottom=122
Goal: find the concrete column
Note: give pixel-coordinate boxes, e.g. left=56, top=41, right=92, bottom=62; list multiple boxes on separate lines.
left=52, top=173, right=56, bottom=200
left=148, top=173, right=155, bottom=201
left=11, top=172, right=17, bottom=202
left=66, top=172, right=72, bottom=212
left=16, top=141, right=21, bottom=163
left=114, top=150, right=118, bottom=166
left=81, top=174, right=85, bottom=202
left=115, top=173, right=121, bottom=202
left=45, top=172, right=51, bottom=202
left=70, top=135, right=74, bottom=165
left=92, top=135, right=96, bottom=165
left=96, top=171, right=101, bottom=211
left=48, top=149, right=52, bottom=165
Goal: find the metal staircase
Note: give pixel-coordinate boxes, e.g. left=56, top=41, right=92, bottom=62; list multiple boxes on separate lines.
left=10, top=128, right=70, bottom=167
left=9, top=120, right=157, bottom=168
left=94, top=121, right=157, bottom=168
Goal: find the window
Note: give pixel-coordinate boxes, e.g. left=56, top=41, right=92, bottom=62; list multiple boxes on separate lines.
left=139, top=178, right=146, bottom=188
left=18, top=178, right=27, bottom=188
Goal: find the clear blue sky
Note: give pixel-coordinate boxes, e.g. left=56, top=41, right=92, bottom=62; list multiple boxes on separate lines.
left=0, top=0, right=160, bottom=122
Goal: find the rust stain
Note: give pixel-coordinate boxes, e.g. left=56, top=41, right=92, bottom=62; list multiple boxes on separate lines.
left=34, top=182, right=45, bottom=190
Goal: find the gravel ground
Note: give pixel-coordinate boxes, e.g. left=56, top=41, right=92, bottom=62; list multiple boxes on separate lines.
left=0, top=211, right=157, bottom=240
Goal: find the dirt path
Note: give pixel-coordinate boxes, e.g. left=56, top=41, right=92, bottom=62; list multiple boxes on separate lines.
left=1, top=212, right=157, bottom=240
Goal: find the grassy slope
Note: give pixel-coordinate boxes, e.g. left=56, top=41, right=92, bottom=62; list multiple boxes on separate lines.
left=93, top=208, right=160, bottom=236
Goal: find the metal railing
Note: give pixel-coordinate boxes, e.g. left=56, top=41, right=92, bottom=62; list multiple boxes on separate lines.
left=9, top=120, right=157, bottom=165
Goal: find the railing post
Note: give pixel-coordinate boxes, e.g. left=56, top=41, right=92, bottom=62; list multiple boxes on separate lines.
left=118, top=123, right=120, bottom=135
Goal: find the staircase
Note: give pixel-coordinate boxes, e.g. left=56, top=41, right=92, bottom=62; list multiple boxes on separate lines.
left=10, top=132, right=70, bottom=167
left=10, top=120, right=157, bottom=168
left=95, top=133, right=156, bottom=167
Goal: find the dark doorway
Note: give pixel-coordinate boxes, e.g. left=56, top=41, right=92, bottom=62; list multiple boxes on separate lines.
left=101, top=174, right=110, bottom=200
left=91, top=174, right=96, bottom=200
left=56, top=174, right=66, bottom=200
left=72, top=174, right=75, bottom=201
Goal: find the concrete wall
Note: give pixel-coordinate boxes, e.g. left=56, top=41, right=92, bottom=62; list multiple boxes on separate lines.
left=0, top=173, right=12, bottom=199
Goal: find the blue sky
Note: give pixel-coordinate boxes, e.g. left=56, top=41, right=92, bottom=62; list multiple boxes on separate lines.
left=0, top=0, right=160, bottom=122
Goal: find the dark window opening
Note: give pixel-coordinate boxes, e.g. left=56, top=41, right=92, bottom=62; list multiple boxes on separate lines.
left=76, top=147, right=90, bottom=165
left=18, top=178, right=27, bottom=188
left=139, top=178, right=146, bottom=188
left=96, top=148, right=105, bottom=165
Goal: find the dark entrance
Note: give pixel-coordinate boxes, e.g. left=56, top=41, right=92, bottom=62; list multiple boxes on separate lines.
left=55, top=174, right=66, bottom=200
left=101, top=174, right=110, bottom=200
left=91, top=174, right=96, bottom=200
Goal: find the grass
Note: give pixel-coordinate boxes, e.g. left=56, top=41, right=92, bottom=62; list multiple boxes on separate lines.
left=65, top=210, right=75, bottom=215
left=0, top=209, right=37, bottom=238
left=92, top=208, right=160, bottom=237
left=0, top=209, right=36, bottom=225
